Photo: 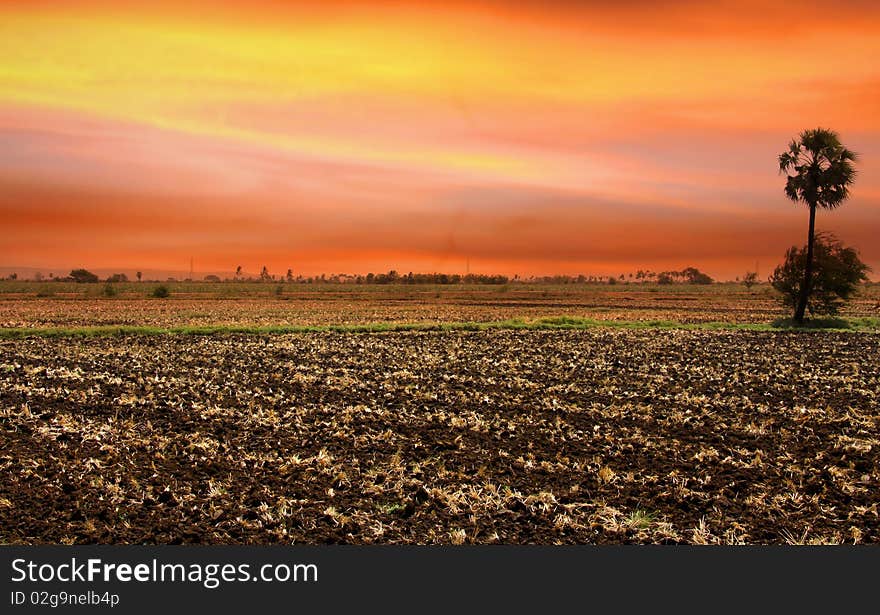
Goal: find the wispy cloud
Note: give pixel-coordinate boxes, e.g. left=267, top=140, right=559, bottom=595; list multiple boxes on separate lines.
left=1, top=1, right=878, bottom=278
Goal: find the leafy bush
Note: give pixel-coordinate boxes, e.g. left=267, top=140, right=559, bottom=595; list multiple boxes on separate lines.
left=102, top=283, right=117, bottom=297
left=151, top=285, right=170, bottom=298
left=770, top=233, right=870, bottom=316
left=681, top=267, right=713, bottom=285
left=69, top=269, right=99, bottom=283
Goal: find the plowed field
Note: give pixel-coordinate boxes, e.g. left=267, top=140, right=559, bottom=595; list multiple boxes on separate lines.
left=2, top=328, right=877, bottom=544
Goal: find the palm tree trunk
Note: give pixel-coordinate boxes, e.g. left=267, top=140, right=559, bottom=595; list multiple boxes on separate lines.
left=794, top=203, right=816, bottom=323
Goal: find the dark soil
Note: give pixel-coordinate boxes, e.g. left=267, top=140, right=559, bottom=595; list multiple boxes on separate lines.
left=1, top=329, right=878, bottom=544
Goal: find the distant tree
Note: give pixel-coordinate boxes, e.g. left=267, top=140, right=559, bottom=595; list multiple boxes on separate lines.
left=106, top=273, right=128, bottom=283
left=260, top=266, right=271, bottom=282
left=681, top=267, right=713, bottom=285
left=204, top=274, right=221, bottom=283
left=742, top=271, right=759, bottom=289
left=69, top=269, right=99, bottom=283
left=607, top=276, right=617, bottom=285
left=8, top=273, right=17, bottom=281
left=136, top=271, right=142, bottom=282
left=657, top=272, right=674, bottom=285
left=286, top=268, right=294, bottom=282
left=770, top=233, right=870, bottom=317
left=151, top=285, right=170, bottom=298
left=235, top=265, right=242, bottom=280
left=779, top=128, right=858, bottom=323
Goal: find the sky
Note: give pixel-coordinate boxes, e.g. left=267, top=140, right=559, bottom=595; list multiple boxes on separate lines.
left=1, top=0, right=879, bottom=280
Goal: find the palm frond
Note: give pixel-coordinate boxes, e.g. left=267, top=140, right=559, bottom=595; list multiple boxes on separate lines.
left=778, top=128, right=857, bottom=210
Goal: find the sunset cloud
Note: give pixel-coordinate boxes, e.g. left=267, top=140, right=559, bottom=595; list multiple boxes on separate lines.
left=1, top=1, right=878, bottom=279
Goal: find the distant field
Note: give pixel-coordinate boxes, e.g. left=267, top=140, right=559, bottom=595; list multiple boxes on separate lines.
left=1, top=281, right=878, bottom=330
left=1, top=282, right=878, bottom=544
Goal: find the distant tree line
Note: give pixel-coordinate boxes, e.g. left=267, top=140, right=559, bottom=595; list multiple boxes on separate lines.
left=5, top=265, right=726, bottom=285
left=364, top=271, right=510, bottom=284
left=230, top=268, right=512, bottom=285
left=635, top=267, right=713, bottom=285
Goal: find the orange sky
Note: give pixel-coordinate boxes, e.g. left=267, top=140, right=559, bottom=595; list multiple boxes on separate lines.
left=1, top=0, right=879, bottom=279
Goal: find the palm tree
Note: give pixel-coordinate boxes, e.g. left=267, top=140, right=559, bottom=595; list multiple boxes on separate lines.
left=778, top=128, right=857, bottom=323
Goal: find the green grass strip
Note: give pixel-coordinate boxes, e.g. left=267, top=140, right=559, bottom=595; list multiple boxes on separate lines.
left=1, top=315, right=878, bottom=339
